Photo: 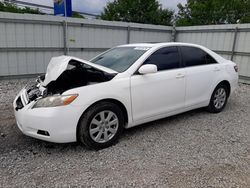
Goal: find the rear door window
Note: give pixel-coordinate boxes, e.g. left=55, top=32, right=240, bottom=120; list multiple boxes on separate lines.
left=180, top=46, right=217, bottom=67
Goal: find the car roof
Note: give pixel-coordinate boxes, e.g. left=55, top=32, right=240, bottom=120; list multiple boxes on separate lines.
left=118, top=42, right=205, bottom=49
left=118, top=42, right=225, bottom=64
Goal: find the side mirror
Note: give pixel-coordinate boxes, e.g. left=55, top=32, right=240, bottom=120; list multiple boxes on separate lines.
left=138, top=64, right=158, bottom=75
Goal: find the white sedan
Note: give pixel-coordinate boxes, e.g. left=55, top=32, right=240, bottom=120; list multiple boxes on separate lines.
left=14, top=43, right=238, bottom=149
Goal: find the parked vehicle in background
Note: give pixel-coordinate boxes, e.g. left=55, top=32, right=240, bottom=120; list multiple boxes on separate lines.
left=13, top=43, right=238, bottom=149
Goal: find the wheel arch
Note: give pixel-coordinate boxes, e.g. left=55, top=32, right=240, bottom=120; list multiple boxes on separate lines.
left=217, top=80, right=231, bottom=96
left=76, top=98, right=129, bottom=141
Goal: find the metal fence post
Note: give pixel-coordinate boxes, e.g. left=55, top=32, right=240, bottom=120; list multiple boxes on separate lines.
left=231, top=27, right=238, bottom=61
left=127, top=25, right=130, bottom=44
left=62, top=20, right=68, bottom=55
left=172, top=21, right=176, bottom=42
left=172, top=26, right=176, bottom=42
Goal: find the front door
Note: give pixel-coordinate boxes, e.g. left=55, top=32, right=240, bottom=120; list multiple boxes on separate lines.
left=130, top=46, right=186, bottom=122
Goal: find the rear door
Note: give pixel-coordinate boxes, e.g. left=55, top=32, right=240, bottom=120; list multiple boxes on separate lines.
left=130, top=46, right=186, bottom=122
left=180, top=46, right=220, bottom=107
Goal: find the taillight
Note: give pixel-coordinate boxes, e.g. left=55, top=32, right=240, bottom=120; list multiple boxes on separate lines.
left=234, top=65, right=238, bottom=72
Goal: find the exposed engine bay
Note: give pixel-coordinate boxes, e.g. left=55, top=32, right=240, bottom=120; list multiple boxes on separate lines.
left=41, top=60, right=115, bottom=96
left=15, top=57, right=116, bottom=110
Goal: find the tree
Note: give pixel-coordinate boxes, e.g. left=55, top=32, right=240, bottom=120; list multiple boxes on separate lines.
left=101, top=0, right=174, bottom=26
left=176, top=0, right=250, bottom=26
left=0, top=2, right=42, bottom=14
left=72, top=12, right=85, bottom=19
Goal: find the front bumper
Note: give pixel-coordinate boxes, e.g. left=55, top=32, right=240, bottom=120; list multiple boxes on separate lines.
left=13, top=89, right=83, bottom=143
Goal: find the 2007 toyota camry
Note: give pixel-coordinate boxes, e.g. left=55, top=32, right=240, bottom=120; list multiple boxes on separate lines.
left=13, top=42, right=238, bottom=149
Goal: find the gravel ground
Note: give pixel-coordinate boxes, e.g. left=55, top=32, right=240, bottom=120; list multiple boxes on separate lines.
left=0, top=78, right=250, bottom=187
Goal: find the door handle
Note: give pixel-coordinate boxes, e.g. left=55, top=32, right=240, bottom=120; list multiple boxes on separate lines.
left=176, top=74, right=185, bottom=79
left=214, top=67, right=220, bottom=72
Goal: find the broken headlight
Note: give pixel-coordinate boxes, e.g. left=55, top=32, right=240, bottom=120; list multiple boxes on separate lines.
left=32, top=94, right=78, bottom=108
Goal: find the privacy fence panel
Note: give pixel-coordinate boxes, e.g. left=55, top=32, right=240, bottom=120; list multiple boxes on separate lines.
left=1, top=12, right=250, bottom=83
left=0, top=12, right=172, bottom=77
left=176, top=24, right=250, bottom=82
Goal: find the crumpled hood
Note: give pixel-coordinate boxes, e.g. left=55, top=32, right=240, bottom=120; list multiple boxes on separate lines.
left=42, top=55, right=117, bottom=87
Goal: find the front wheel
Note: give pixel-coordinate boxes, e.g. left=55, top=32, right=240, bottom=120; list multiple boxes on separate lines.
left=77, top=101, right=124, bottom=150
left=207, top=84, right=229, bottom=113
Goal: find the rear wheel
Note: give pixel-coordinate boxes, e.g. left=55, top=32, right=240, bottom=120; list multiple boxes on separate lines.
left=77, top=101, right=124, bottom=150
left=207, top=83, right=229, bottom=113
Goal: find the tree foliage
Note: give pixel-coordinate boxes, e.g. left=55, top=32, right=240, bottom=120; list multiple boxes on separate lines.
left=0, top=2, right=42, bottom=14
left=72, top=12, right=85, bottom=19
left=176, top=0, right=250, bottom=26
left=101, top=0, right=174, bottom=26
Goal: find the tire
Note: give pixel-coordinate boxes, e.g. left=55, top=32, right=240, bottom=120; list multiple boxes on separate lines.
left=77, top=101, right=124, bottom=150
left=207, top=83, right=229, bottom=113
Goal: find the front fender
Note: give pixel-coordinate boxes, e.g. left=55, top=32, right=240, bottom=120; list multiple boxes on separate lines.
left=64, top=78, right=133, bottom=125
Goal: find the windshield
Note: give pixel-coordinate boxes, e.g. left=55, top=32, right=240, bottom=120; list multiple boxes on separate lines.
left=90, top=47, right=150, bottom=72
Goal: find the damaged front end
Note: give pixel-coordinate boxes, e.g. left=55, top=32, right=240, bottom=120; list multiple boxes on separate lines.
left=15, top=56, right=117, bottom=110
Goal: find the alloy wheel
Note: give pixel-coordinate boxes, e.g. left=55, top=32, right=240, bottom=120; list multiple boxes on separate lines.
left=213, top=88, right=226, bottom=109
left=89, top=110, right=119, bottom=143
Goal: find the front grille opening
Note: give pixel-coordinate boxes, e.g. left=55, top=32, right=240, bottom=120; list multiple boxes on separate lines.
left=15, top=97, right=24, bottom=110
left=37, top=130, right=50, bottom=136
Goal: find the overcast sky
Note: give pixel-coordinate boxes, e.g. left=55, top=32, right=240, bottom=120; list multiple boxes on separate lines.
left=20, top=0, right=187, bottom=14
